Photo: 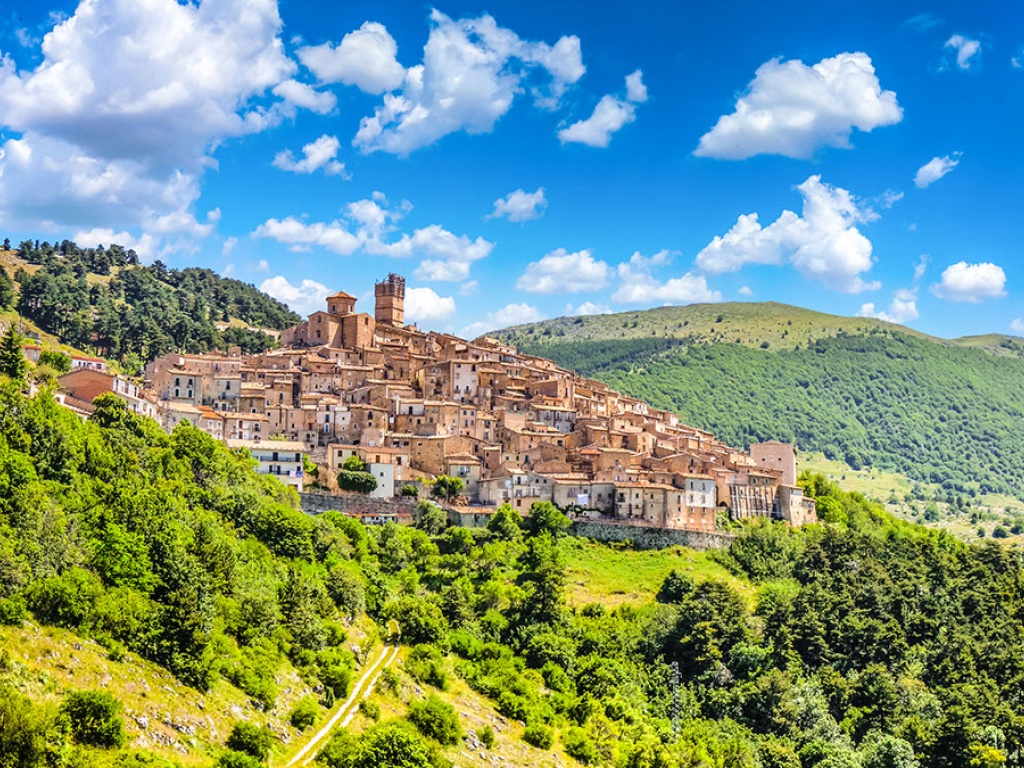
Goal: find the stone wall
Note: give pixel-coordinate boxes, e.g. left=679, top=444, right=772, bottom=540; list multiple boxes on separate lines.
left=300, top=492, right=418, bottom=517
left=568, top=520, right=735, bottom=551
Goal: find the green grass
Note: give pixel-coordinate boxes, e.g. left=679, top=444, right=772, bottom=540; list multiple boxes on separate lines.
left=562, top=538, right=753, bottom=608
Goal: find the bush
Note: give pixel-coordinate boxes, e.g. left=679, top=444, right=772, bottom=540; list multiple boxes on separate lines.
left=215, top=752, right=264, bottom=768
left=522, top=723, right=554, bottom=749
left=407, top=694, right=462, bottom=745
left=25, top=568, right=104, bottom=628
left=0, top=595, right=26, bottom=625
left=400, top=485, right=419, bottom=497
left=225, top=722, right=275, bottom=762
left=478, top=724, right=495, bottom=749
left=338, top=470, right=377, bottom=494
left=289, top=697, right=320, bottom=731
left=563, top=727, right=598, bottom=764
left=61, top=690, right=126, bottom=748
left=359, top=699, right=381, bottom=721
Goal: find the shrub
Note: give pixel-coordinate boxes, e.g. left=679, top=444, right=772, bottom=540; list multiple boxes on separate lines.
left=478, top=724, right=495, bottom=748
left=25, top=568, right=104, bottom=628
left=359, top=699, right=381, bottom=721
left=61, top=690, right=126, bottom=748
left=338, top=470, right=378, bottom=495
left=215, top=752, right=264, bottom=768
left=405, top=644, right=449, bottom=690
left=289, top=697, right=320, bottom=731
left=563, top=727, right=598, bottom=764
left=400, top=485, right=419, bottom=497
left=225, top=722, right=275, bottom=762
left=522, top=723, right=553, bottom=749
left=407, top=694, right=462, bottom=745
left=0, top=595, right=26, bottom=625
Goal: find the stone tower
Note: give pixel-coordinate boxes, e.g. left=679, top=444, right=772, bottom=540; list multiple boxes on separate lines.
left=374, top=273, right=405, bottom=326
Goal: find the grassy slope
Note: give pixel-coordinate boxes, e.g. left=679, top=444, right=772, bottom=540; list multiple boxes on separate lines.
left=562, top=538, right=753, bottom=608
left=0, top=621, right=354, bottom=766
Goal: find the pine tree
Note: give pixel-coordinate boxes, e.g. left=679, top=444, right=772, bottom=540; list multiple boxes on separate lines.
left=0, top=266, right=14, bottom=310
left=0, top=326, right=28, bottom=381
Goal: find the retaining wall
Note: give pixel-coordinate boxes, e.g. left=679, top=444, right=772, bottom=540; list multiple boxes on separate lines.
left=299, top=492, right=418, bottom=517
left=568, top=521, right=735, bottom=551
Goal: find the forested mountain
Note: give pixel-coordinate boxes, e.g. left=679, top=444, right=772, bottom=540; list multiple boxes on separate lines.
left=1, top=240, right=299, bottom=366
left=1, top=375, right=1024, bottom=767
left=497, top=304, right=1024, bottom=501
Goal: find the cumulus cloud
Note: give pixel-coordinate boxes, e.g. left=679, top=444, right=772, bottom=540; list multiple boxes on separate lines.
left=914, top=153, right=961, bottom=188
left=260, top=276, right=332, bottom=315
left=461, top=302, right=544, bottom=338
left=559, top=69, right=647, bottom=147
left=738, top=286, right=753, bottom=297
left=1011, top=318, right=1024, bottom=335
left=354, top=10, right=585, bottom=155
left=298, top=21, right=406, bottom=94
left=695, top=176, right=881, bottom=293
left=613, top=250, right=722, bottom=305
left=73, top=228, right=159, bottom=260
left=858, top=288, right=919, bottom=324
left=253, top=195, right=493, bottom=281
left=0, top=0, right=307, bottom=240
left=695, top=52, right=902, bottom=160
left=254, top=217, right=362, bottom=255
left=487, top=188, right=547, bottom=222
left=272, top=134, right=348, bottom=176
left=565, top=301, right=612, bottom=316
left=945, top=35, right=981, bottom=70
left=404, top=286, right=457, bottom=325
left=271, top=79, right=336, bottom=115
left=931, top=262, right=1006, bottom=303
left=516, top=248, right=609, bottom=293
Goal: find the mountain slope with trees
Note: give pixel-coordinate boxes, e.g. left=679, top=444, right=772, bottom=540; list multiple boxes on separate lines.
left=497, top=304, right=1024, bottom=501
left=1, top=240, right=299, bottom=368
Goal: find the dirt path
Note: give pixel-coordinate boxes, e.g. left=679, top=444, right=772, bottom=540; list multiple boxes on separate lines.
left=284, top=642, right=400, bottom=767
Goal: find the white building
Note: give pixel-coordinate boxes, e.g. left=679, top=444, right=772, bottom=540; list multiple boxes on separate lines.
left=227, top=439, right=305, bottom=492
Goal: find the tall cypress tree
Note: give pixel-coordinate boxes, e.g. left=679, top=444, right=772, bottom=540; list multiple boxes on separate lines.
left=0, top=266, right=14, bottom=310
left=0, top=326, right=28, bottom=381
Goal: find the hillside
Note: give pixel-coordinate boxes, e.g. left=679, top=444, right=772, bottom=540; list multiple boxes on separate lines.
left=3, top=376, right=1024, bottom=766
left=0, top=241, right=299, bottom=367
left=497, top=303, right=1024, bottom=502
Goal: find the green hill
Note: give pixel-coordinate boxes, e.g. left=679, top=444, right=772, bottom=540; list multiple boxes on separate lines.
left=497, top=303, right=1024, bottom=501
left=0, top=240, right=299, bottom=367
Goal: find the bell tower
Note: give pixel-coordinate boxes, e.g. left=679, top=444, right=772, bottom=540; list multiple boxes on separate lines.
left=374, top=273, right=405, bottom=326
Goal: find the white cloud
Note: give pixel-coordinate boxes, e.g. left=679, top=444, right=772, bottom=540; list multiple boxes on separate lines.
left=913, top=254, right=929, bottom=282
left=516, top=248, right=609, bottom=293
left=260, top=276, right=332, bottom=315
left=877, top=189, right=904, bottom=209
left=1010, top=318, right=1024, bottom=335
left=273, top=134, right=348, bottom=176
left=0, top=0, right=304, bottom=237
left=914, top=153, right=961, bottom=188
left=354, top=10, right=585, bottom=155
left=461, top=302, right=544, bottom=338
left=695, top=175, right=881, bottom=293
left=625, top=70, right=648, bottom=104
left=298, top=21, right=406, bottom=94
left=371, top=224, right=494, bottom=282
left=559, top=69, right=647, bottom=148
left=931, top=262, right=1006, bottom=303
left=487, top=188, right=547, bottom=222
left=738, top=286, right=753, bottom=297
left=271, top=79, right=336, bottom=115
left=404, top=286, right=457, bottom=325
left=695, top=52, right=902, bottom=160
left=252, top=195, right=493, bottom=281
left=613, top=250, right=722, bottom=305
left=253, top=217, right=362, bottom=255
left=459, top=280, right=478, bottom=296
left=857, top=288, right=919, bottom=324
left=945, top=35, right=981, bottom=70
left=222, top=237, right=239, bottom=257
left=565, top=301, right=612, bottom=316
left=73, top=228, right=158, bottom=260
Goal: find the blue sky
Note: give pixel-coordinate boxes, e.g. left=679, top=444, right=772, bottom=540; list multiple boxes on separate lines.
left=0, top=0, right=1022, bottom=339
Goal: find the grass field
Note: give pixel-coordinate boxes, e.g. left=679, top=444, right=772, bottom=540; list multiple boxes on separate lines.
left=562, top=537, right=753, bottom=608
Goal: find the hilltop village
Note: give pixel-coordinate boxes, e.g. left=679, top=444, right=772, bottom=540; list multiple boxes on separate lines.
left=52, top=274, right=816, bottom=532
